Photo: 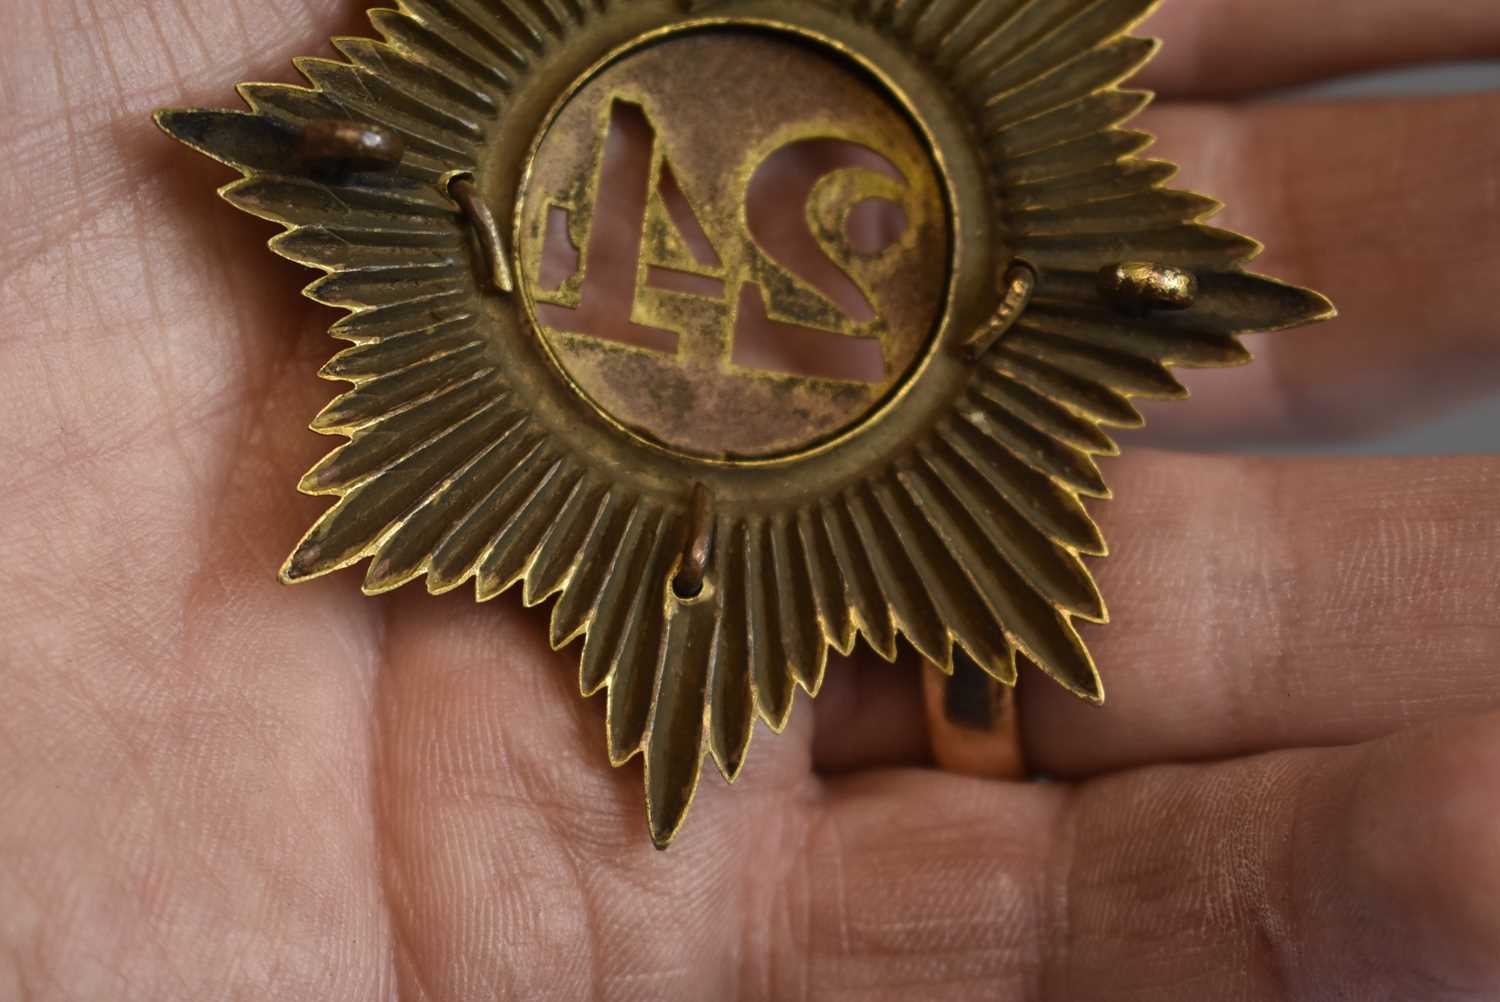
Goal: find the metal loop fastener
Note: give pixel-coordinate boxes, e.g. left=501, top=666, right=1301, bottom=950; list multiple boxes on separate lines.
left=448, top=175, right=515, bottom=295
left=673, top=483, right=715, bottom=600
left=962, top=261, right=1037, bottom=360
left=298, top=120, right=406, bottom=176
left=1098, top=261, right=1198, bottom=315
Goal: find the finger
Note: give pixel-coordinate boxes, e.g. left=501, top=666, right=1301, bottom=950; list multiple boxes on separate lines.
left=1022, top=451, right=1500, bottom=776
left=1126, top=93, right=1500, bottom=446
left=370, top=590, right=829, bottom=1000
left=6, top=0, right=358, bottom=244
left=817, top=451, right=1500, bottom=779
left=4, top=0, right=367, bottom=500
left=1136, top=0, right=1500, bottom=98
left=811, top=649, right=931, bottom=773
left=799, top=712, right=1500, bottom=1000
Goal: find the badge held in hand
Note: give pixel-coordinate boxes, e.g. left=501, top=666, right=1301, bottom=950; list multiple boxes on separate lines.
left=157, top=0, right=1335, bottom=848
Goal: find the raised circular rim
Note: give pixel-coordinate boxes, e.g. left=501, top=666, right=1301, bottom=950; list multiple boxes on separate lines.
left=466, top=1, right=997, bottom=518
left=512, top=17, right=963, bottom=468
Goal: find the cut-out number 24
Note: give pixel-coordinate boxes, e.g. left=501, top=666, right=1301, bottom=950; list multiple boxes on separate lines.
left=533, top=99, right=911, bottom=385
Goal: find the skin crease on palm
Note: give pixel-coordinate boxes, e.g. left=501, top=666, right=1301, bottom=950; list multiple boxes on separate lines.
left=2, top=0, right=1500, bottom=998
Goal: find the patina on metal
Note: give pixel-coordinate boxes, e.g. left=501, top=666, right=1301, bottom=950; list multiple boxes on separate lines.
left=156, top=0, right=1335, bottom=849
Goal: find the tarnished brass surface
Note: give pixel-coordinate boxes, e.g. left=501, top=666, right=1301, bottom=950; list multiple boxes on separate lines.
left=157, top=0, right=1335, bottom=848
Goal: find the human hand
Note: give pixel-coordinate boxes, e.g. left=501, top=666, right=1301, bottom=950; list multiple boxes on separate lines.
left=2, top=0, right=1498, bottom=998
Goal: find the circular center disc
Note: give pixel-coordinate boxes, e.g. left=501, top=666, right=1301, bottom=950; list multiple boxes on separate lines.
left=519, top=28, right=952, bottom=460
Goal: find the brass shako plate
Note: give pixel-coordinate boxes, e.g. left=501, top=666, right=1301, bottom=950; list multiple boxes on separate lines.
left=156, top=0, right=1335, bottom=848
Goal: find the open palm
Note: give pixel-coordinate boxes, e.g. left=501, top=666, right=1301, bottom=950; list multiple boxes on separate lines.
left=4, top=0, right=1499, bottom=998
